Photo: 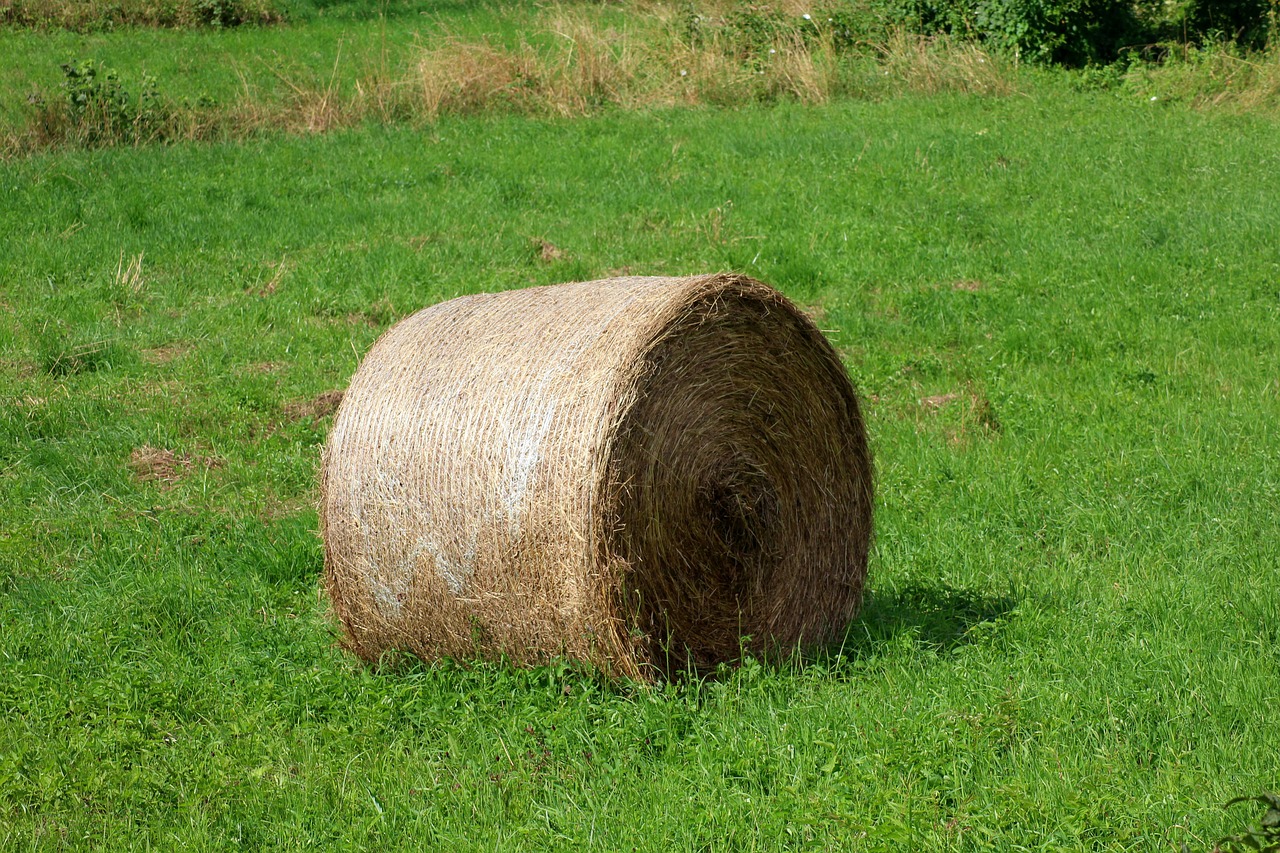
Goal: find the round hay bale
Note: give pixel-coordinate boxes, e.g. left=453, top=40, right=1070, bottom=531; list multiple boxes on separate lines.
left=320, top=274, right=873, bottom=679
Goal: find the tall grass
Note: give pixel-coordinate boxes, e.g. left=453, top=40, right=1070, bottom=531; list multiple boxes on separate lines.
left=2, top=5, right=1016, bottom=156
left=1122, top=41, right=1280, bottom=112
left=0, top=0, right=280, bottom=30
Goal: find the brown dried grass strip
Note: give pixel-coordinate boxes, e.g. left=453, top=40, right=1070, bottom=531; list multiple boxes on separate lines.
left=321, top=274, right=873, bottom=680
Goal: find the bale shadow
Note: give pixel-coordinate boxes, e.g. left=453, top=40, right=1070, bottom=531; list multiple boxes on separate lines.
left=821, top=580, right=1020, bottom=662
left=677, top=581, right=1021, bottom=681
left=322, top=575, right=1019, bottom=686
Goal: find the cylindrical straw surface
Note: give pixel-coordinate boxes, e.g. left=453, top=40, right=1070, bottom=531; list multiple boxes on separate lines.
left=321, top=274, right=872, bottom=678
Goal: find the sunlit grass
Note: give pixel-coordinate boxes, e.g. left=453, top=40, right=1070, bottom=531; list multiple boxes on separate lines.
left=1, top=72, right=1278, bottom=851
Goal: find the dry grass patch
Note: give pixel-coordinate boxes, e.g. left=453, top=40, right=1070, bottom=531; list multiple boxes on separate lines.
left=42, top=339, right=112, bottom=377
left=114, top=252, right=145, bottom=296
left=410, top=39, right=537, bottom=121
left=921, top=391, right=962, bottom=410
left=405, top=12, right=663, bottom=120
left=140, top=343, right=192, bottom=365
left=254, top=259, right=289, bottom=297
left=128, top=446, right=189, bottom=486
left=129, top=445, right=224, bottom=487
left=243, top=361, right=286, bottom=375
left=920, top=387, right=1002, bottom=445
left=535, top=239, right=566, bottom=263
left=284, top=389, right=344, bottom=423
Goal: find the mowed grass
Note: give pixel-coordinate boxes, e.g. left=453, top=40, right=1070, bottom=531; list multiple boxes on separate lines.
left=2, top=86, right=1279, bottom=849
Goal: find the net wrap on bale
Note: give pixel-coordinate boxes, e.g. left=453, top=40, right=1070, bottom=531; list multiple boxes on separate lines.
left=321, top=274, right=872, bottom=679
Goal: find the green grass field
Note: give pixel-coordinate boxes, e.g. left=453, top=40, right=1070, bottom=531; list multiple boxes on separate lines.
left=3, top=5, right=1280, bottom=850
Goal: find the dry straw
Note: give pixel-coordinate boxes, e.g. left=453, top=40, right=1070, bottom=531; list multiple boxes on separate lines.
left=320, top=274, right=873, bottom=679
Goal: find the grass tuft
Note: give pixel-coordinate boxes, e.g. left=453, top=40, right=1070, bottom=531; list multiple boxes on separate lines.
left=874, top=29, right=1017, bottom=96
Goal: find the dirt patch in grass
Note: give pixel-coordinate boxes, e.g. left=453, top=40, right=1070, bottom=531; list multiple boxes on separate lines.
left=284, top=389, right=344, bottom=423
left=252, top=490, right=312, bottom=523
left=921, top=392, right=962, bottom=410
left=309, top=299, right=398, bottom=329
left=140, top=343, right=192, bottom=365
left=129, top=446, right=189, bottom=486
left=408, top=234, right=440, bottom=251
left=357, top=298, right=398, bottom=327
left=535, top=239, right=566, bottom=263
left=129, top=445, right=223, bottom=487
left=254, top=259, right=289, bottom=297
left=920, top=388, right=1001, bottom=445
left=964, top=393, right=1001, bottom=434
left=951, top=280, right=984, bottom=292
left=1, top=358, right=38, bottom=378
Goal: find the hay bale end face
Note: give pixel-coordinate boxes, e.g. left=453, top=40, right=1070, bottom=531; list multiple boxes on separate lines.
left=320, top=274, right=873, bottom=679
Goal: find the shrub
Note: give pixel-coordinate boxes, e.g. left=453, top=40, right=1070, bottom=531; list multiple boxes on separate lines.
left=29, top=60, right=175, bottom=148
left=195, top=0, right=253, bottom=28
left=897, top=0, right=1141, bottom=64
left=892, top=0, right=1273, bottom=65
left=1134, top=0, right=1275, bottom=51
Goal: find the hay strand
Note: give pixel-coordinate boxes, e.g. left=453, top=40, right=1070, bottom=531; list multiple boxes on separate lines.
left=320, top=274, right=872, bottom=679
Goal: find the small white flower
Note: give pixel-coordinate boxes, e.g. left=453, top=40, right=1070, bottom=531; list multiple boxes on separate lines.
left=769, top=48, right=776, bottom=54
left=1150, top=95, right=1158, bottom=101
left=802, top=13, right=811, bottom=20
left=680, top=69, right=688, bottom=77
